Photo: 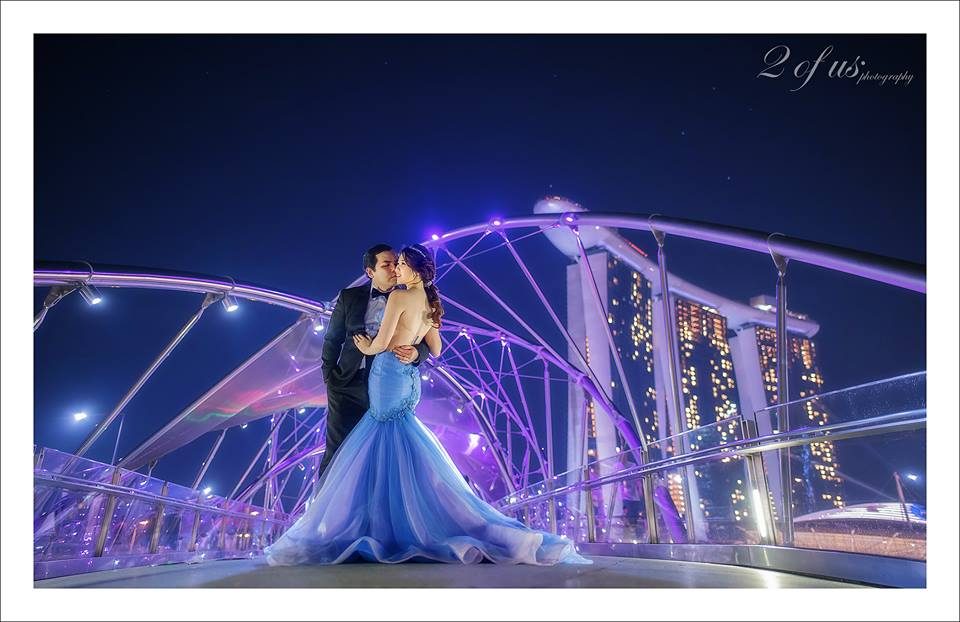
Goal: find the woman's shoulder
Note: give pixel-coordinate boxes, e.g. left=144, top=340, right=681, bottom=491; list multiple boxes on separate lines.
left=394, top=287, right=427, bottom=298
left=387, top=288, right=417, bottom=305
left=390, top=288, right=427, bottom=309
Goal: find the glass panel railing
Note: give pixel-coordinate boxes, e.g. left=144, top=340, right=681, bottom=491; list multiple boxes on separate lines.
left=782, top=427, right=926, bottom=560
left=36, top=371, right=926, bottom=574
left=589, top=477, right=651, bottom=545
left=640, top=416, right=755, bottom=545
left=489, top=372, right=925, bottom=562
left=645, top=415, right=747, bottom=458
left=754, top=371, right=925, bottom=433
left=33, top=446, right=290, bottom=575
left=751, top=372, right=925, bottom=554
left=33, top=483, right=104, bottom=561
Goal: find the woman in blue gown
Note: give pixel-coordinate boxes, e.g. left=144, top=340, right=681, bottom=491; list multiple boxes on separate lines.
left=264, top=244, right=590, bottom=566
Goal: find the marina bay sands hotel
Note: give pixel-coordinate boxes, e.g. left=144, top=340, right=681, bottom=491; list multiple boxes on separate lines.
left=538, top=197, right=843, bottom=539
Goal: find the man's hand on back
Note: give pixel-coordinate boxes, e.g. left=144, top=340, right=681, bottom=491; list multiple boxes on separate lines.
left=392, top=345, right=419, bottom=364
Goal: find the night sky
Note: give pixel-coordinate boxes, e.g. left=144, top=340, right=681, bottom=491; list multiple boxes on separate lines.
left=33, top=35, right=926, bottom=505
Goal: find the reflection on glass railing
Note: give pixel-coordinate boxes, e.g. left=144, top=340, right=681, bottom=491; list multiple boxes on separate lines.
left=754, top=371, right=925, bottom=433
left=495, top=414, right=751, bottom=512
left=34, top=446, right=288, bottom=576
left=750, top=372, right=926, bottom=559
left=785, top=429, right=926, bottom=560
left=35, top=370, right=928, bottom=573
left=490, top=373, right=925, bottom=561
left=494, top=415, right=763, bottom=546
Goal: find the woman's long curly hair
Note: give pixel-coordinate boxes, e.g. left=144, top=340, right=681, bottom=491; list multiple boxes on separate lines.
left=399, top=243, right=444, bottom=328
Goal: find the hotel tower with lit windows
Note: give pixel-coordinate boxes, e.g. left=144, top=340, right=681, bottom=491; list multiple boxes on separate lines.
left=540, top=196, right=843, bottom=542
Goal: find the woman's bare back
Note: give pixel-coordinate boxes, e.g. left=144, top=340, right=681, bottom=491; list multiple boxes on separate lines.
left=386, top=289, right=434, bottom=350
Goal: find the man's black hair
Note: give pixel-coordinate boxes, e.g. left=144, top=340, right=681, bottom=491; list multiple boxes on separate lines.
left=363, top=243, right=394, bottom=274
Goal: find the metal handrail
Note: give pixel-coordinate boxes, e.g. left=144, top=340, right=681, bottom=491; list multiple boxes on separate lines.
left=34, top=260, right=328, bottom=315
left=423, top=212, right=925, bottom=293
left=753, top=370, right=927, bottom=415
left=34, top=471, right=291, bottom=526
left=496, top=408, right=926, bottom=511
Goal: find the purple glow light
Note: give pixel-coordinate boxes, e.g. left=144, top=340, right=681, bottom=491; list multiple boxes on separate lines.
left=431, top=233, right=440, bottom=241
left=467, top=433, right=481, bottom=453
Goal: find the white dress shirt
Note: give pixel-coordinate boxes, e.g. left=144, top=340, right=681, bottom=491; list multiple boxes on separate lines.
left=359, top=282, right=391, bottom=369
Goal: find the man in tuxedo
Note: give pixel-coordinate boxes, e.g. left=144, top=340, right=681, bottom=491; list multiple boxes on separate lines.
left=318, top=243, right=433, bottom=475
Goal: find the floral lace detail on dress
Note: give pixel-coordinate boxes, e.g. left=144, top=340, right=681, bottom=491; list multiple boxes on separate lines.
left=369, top=361, right=420, bottom=422
left=369, top=401, right=416, bottom=422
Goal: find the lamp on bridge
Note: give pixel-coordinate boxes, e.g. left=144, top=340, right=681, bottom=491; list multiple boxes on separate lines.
left=221, top=294, right=240, bottom=313
left=79, top=283, right=103, bottom=305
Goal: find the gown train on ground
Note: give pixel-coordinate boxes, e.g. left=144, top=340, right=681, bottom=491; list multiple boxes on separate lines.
left=264, top=352, right=591, bottom=566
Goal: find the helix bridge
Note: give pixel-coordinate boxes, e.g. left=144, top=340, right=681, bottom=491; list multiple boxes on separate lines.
left=33, top=198, right=926, bottom=588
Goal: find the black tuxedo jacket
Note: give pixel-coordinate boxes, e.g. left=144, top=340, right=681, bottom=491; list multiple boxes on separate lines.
left=321, top=284, right=431, bottom=388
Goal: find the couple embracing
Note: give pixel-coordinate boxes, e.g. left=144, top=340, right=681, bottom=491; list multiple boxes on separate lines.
left=265, top=243, right=589, bottom=566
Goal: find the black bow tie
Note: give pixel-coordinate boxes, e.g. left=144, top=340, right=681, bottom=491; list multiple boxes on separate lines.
left=371, top=288, right=391, bottom=300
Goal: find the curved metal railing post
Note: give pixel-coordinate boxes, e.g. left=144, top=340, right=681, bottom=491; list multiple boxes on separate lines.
left=34, top=284, right=80, bottom=332
left=583, top=465, right=596, bottom=543
left=769, top=234, right=794, bottom=546
left=148, top=481, right=169, bottom=554
left=93, top=466, right=123, bottom=557
left=741, top=418, right=778, bottom=546
left=640, top=448, right=660, bottom=544
left=187, top=492, right=203, bottom=553
left=650, top=222, right=698, bottom=542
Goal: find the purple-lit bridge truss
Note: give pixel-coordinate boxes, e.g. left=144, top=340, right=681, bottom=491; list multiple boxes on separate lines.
left=33, top=202, right=926, bottom=587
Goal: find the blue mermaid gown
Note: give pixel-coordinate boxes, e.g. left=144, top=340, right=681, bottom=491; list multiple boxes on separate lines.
left=264, top=351, right=591, bottom=566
